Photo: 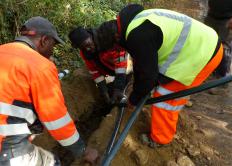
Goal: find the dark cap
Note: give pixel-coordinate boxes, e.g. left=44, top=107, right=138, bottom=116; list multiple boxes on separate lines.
left=21, top=16, right=64, bottom=44
left=68, top=26, right=91, bottom=48
left=118, top=4, right=144, bottom=41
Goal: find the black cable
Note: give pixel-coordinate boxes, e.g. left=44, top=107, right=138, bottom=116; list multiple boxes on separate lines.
left=105, top=99, right=126, bottom=155
left=101, top=76, right=232, bottom=166
left=103, top=82, right=131, bottom=157
left=101, top=92, right=150, bottom=166
left=146, top=76, right=232, bottom=105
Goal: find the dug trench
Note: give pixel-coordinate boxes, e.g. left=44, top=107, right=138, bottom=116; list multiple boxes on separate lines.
left=32, top=68, right=232, bottom=166
left=32, top=68, right=112, bottom=166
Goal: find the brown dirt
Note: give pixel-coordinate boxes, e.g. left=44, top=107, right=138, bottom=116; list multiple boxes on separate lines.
left=83, top=82, right=232, bottom=166
left=33, top=1, right=232, bottom=165
left=33, top=68, right=232, bottom=166
left=32, top=67, right=108, bottom=165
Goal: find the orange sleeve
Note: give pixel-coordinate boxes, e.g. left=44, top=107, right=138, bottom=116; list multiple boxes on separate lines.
left=30, top=63, right=79, bottom=146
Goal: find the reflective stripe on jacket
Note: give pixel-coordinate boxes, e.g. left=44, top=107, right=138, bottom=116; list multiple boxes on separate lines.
left=0, top=42, right=79, bottom=153
left=126, top=9, right=218, bottom=85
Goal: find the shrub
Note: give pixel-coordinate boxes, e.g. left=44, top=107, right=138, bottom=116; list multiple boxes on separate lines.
left=0, top=0, right=145, bottom=70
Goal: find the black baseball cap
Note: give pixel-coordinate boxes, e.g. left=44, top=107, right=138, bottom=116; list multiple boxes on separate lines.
left=68, top=26, right=91, bottom=48
left=21, top=16, right=64, bottom=44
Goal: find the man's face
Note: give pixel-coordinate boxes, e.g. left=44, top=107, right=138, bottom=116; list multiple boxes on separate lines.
left=80, top=37, right=95, bottom=53
left=38, top=35, right=56, bottom=58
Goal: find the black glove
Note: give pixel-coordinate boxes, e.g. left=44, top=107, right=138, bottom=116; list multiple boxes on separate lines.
left=97, top=80, right=111, bottom=104
left=112, top=74, right=126, bottom=105
left=114, top=74, right=127, bottom=90
left=112, top=88, right=124, bottom=105
left=65, top=136, right=86, bottom=158
left=102, top=91, right=111, bottom=104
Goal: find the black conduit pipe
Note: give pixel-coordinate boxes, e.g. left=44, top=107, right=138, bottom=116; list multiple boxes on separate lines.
left=101, top=75, right=232, bottom=166
left=103, top=82, right=131, bottom=158
left=105, top=97, right=127, bottom=155
left=146, top=75, right=232, bottom=105
left=101, top=92, right=151, bottom=166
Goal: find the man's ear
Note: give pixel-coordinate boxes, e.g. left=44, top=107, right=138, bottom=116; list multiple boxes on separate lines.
left=39, top=35, right=49, bottom=47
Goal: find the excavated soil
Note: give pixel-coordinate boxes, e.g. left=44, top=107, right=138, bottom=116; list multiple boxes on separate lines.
left=33, top=68, right=232, bottom=166
left=33, top=1, right=232, bottom=165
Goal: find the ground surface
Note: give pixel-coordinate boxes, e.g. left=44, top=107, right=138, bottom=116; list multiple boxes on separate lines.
left=33, top=68, right=232, bottom=166
left=33, top=1, right=232, bottom=165
left=83, top=80, right=232, bottom=166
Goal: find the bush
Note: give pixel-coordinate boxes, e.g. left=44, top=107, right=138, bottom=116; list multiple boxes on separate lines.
left=0, top=0, right=145, bottom=70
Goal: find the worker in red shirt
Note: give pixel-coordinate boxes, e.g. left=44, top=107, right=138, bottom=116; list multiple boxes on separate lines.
left=0, top=16, right=98, bottom=166
left=69, top=21, right=129, bottom=105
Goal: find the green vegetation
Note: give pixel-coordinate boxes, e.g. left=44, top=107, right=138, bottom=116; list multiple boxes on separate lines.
left=0, top=0, right=151, bottom=70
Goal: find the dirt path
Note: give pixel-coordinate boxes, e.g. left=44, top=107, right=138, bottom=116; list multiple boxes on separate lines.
left=187, top=83, right=232, bottom=165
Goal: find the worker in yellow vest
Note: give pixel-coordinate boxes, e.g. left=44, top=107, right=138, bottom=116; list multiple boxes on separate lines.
left=101, top=4, right=224, bottom=147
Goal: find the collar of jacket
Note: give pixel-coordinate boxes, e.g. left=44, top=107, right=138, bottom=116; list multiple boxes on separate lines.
left=14, top=36, right=37, bottom=50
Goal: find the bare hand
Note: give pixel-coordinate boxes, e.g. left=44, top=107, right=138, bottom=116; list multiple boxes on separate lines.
left=83, top=147, right=99, bottom=165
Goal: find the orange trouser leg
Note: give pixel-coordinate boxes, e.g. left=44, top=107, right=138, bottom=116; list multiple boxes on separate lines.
left=150, top=44, right=223, bottom=144
left=151, top=83, right=188, bottom=144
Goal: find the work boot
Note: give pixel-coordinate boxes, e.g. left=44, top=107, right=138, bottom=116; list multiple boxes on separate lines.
left=185, top=96, right=193, bottom=107
left=139, top=133, right=163, bottom=148
left=185, top=100, right=193, bottom=107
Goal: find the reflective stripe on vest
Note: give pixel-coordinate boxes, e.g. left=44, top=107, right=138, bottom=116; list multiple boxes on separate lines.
left=153, top=102, right=184, bottom=111
left=0, top=102, right=36, bottom=124
left=131, top=10, right=192, bottom=74
left=0, top=123, right=31, bottom=136
left=43, top=112, right=72, bottom=130
left=58, top=130, right=80, bottom=146
left=126, top=9, right=218, bottom=85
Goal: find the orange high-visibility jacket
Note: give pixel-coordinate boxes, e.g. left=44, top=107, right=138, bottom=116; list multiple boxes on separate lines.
left=0, top=42, right=79, bottom=153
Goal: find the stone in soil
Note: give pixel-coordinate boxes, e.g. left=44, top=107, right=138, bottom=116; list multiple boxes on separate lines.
left=131, top=149, right=149, bottom=166
left=177, top=155, right=195, bottom=166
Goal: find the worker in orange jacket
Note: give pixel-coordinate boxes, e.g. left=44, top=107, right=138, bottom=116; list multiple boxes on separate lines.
left=69, top=21, right=130, bottom=105
left=0, top=16, right=98, bottom=166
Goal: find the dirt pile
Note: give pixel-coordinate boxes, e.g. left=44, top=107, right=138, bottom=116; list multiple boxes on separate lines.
left=32, top=67, right=232, bottom=166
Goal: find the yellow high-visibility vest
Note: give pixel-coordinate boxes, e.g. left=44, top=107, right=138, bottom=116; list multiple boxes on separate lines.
left=126, top=9, right=218, bottom=85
